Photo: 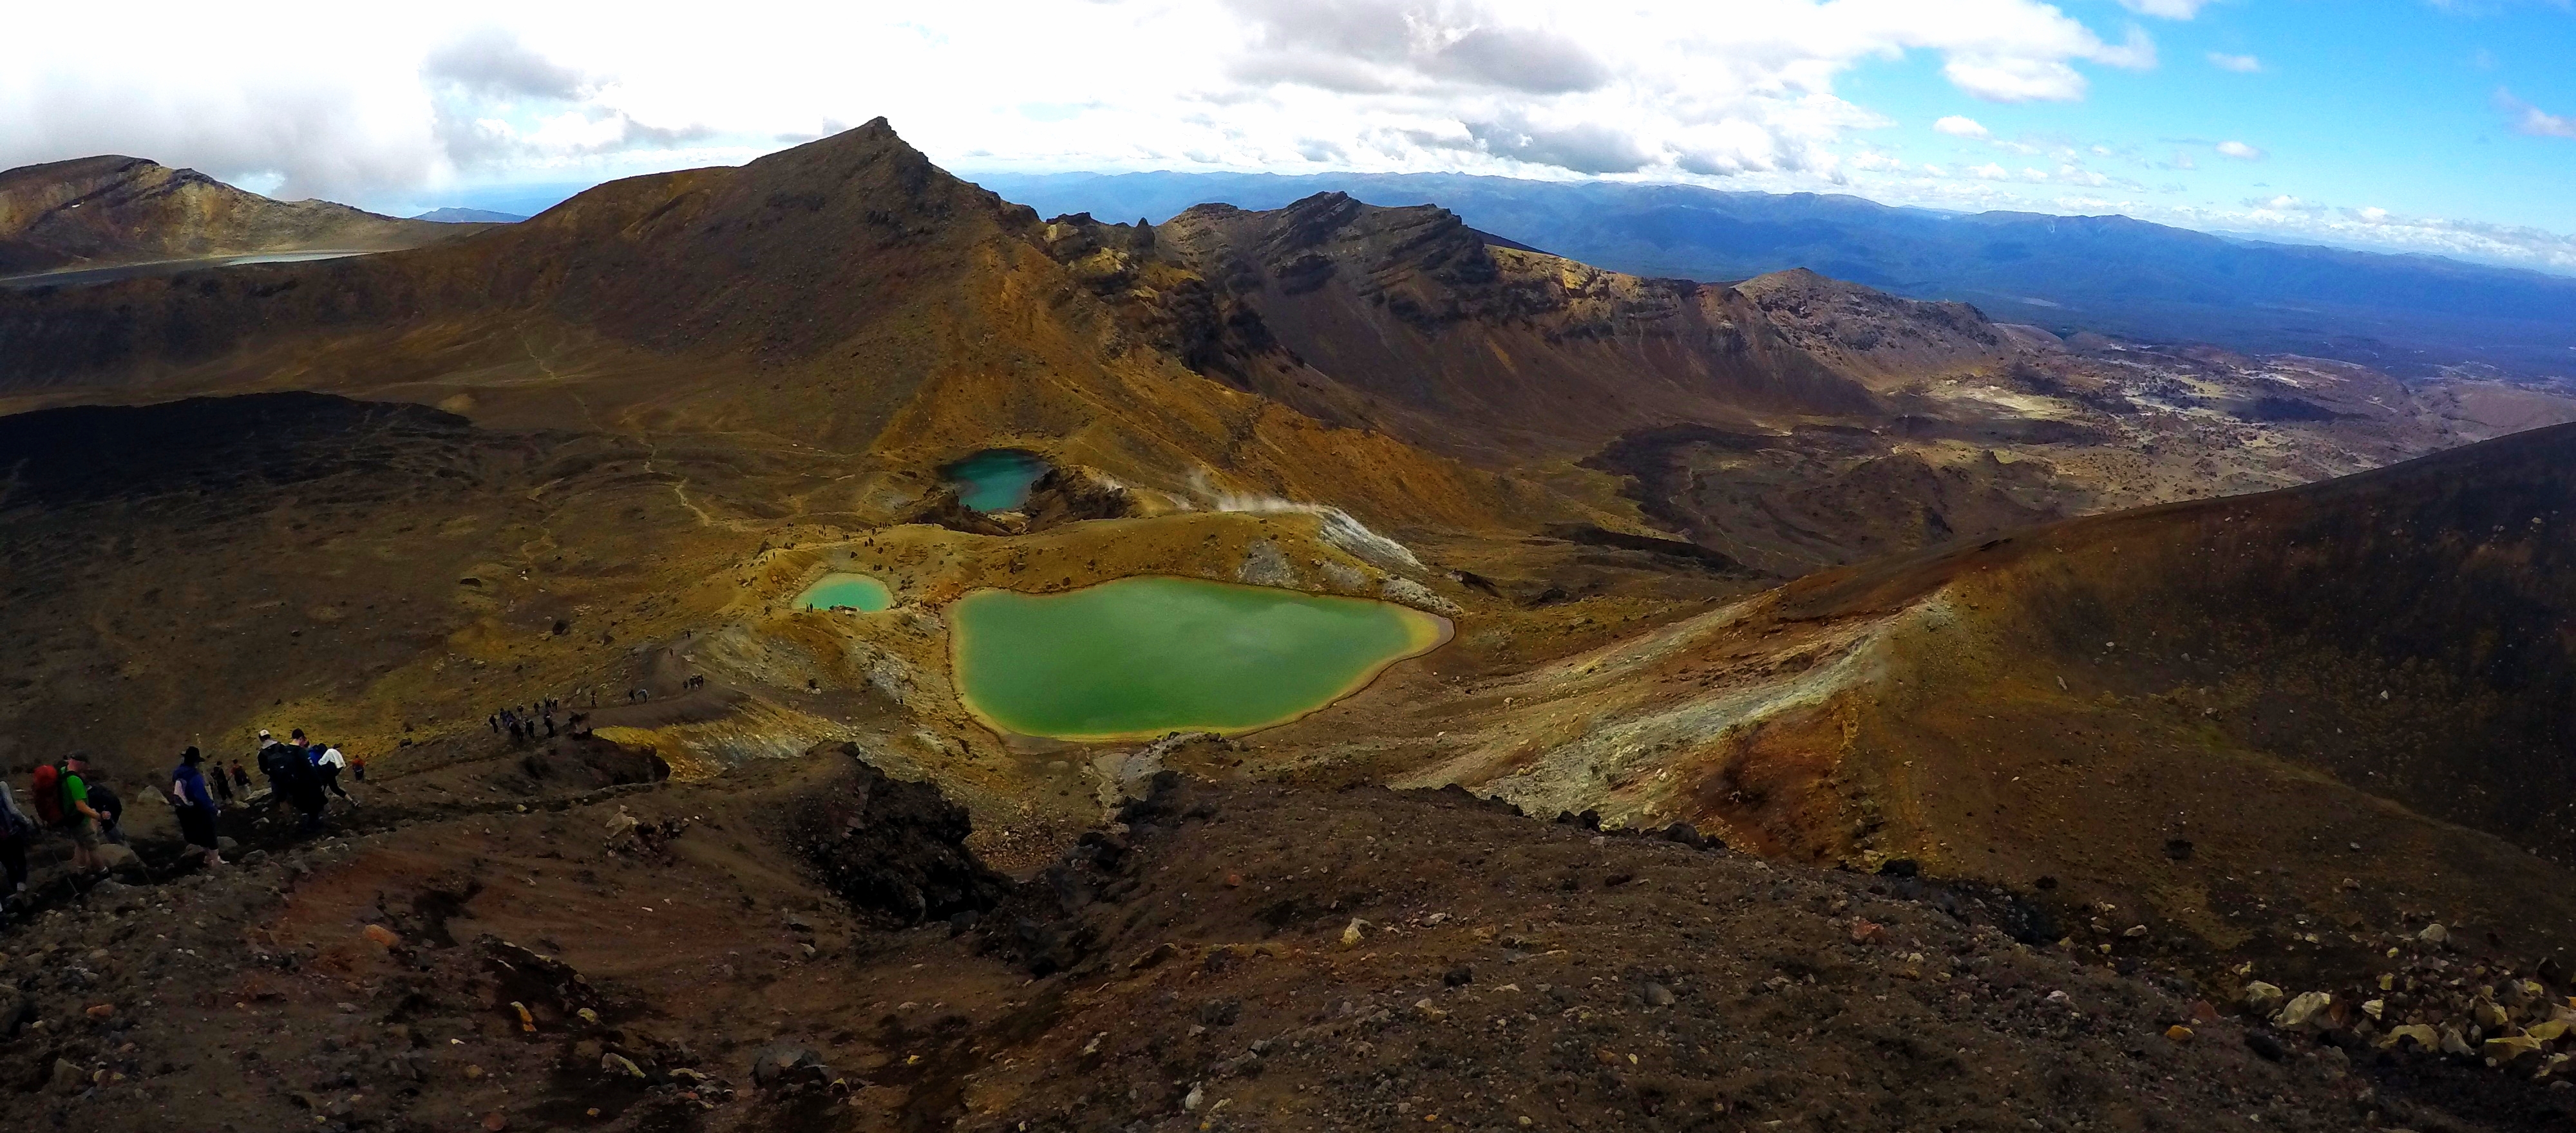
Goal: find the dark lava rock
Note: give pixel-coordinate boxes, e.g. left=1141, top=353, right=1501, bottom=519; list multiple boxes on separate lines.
left=791, top=744, right=1009, bottom=926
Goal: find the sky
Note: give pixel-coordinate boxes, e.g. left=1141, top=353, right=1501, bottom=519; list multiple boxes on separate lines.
left=6, top=1, right=2573, bottom=272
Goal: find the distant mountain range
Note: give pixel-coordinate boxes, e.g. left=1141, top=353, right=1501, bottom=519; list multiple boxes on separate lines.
left=411, top=207, right=525, bottom=223
left=969, top=171, right=2576, bottom=379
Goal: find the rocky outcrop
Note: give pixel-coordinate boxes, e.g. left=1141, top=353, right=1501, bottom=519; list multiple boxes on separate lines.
left=788, top=743, right=1010, bottom=926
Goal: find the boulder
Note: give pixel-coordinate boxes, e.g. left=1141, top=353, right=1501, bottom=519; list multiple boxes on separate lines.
left=2377, top=1024, right=2439, bottom=1050
left=2486, top=1036, right=2544, bottom=1062
left=2240, top=982, right=2285, bottom=1015
left=2273, top=991, right=2331, bottom=1029
left=2439, top=1028, right=2475, bottom=1058
left=749, top=1044, right=830, bottom=1089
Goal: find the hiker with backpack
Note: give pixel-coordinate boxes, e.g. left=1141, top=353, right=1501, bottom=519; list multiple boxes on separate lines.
left=34, top=754, right=108, bottom=876
left=88, top=776, right=128, bottom=845
left=169, top=747, right=223, bottom=866
left=0, top=778, right=34, bottom=903
left=281, top=730, right=328, bottom=833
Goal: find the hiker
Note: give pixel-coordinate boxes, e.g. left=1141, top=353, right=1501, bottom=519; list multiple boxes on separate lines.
left=0, top=778, right=34, bottom=903
left=88, top=776, right=127, bottom=845
left=314, top=742, right=353, bottom=801
left=350, top=751, right=368, bottom=783
left=488, top=713, right=500, bottom=734
left=544, top=713, right=556, bottom=739
left=230, top=761, right=251, bottom=792
left=284, top=732, right=328, bottom=832
left=169, top=747, right=223, bottom=866
left=256, top=729, right=293, bottom=801
left=46, top=754, right=108, bottom=875
left=207, top=757, right=234, bottom=805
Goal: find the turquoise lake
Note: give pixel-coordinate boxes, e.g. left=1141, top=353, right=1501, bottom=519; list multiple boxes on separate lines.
left=941, top=449, right=1050, bottom=512
left=796, top=573, right=893, bottom=612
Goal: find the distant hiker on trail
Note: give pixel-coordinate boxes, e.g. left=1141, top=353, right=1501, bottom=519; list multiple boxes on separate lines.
left=207, top=756, right=234, bottom=805
left=230, top=761, right=251, bottom=792
left=488, top=713, right=500, bottom=734
left=314, top=742, right=354, bottom=801
left=169, top=747, right=223, bottom=866
left=350, top=750, right=368, bottom=782
left=0, top=778, right=35, bottom=903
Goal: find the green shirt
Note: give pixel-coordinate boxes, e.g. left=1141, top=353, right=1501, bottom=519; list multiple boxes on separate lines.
left=61, top=772, right=89, bottom=825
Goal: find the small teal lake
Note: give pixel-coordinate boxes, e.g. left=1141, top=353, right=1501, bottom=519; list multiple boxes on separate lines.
left=941, top=449, right=1050, bottom=512
left=796, top=573, right=893, bottom=612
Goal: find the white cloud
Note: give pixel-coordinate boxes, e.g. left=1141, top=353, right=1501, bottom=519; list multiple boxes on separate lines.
left=2215, top=140, right=2266, bottom=160
left=1966, top=162, right=2010, bottom=179
left=2119, top=0, right=2213, bottom=18
left=1933, top=115, right=1990, bottom=138
left=2244, top=194, right=2322, bottom=212
left=2498, top=89, right=2576, bottom=139
left=2206, top=52, right=2261, bottom=73
left=0, top=0, right=2168, bottom=200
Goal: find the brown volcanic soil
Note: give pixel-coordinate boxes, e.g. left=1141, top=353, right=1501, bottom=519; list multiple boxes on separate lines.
left=11, top=745, right=2539, bottom=1133
left=0, top=156, right=460, bottom=277
left=1367, top=419, right=2576, bottom=1063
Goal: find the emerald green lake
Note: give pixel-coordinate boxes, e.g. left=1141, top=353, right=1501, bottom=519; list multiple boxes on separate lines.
left=796, top=573, right=893, bottom=612
left=941, top=449, right=1049, bottom=512
left=952, top=577, right=1450, bottom=740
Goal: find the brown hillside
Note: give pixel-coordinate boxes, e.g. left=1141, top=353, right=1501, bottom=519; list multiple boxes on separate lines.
left=1049, top=194, right=1884, bottom=463
left=0, top=155, right=460, bottom=276
left=1734, top=267, right=2013, bottom=388
left=1387, top=419, right=2576, bottom=990
left=0, top=125, right=1566, bottom=534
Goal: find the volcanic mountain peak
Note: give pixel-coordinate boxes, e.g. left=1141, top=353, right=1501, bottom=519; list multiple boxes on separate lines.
left=0, top=154, right=458, bottom=277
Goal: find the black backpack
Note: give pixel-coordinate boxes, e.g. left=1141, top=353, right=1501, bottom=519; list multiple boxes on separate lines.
left=88, top=783, right=122, bottom=823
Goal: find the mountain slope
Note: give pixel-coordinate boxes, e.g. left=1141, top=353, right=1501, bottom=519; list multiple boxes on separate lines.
left=967, top=169, right=2576, bottom=377
left=1383, top=417, right=2576, bottom=962
left=1037, top=193, right=2023, bottom=465
left=0, top=126, right=1560, bottom=534
left=0, top=155, right=460, bottom=276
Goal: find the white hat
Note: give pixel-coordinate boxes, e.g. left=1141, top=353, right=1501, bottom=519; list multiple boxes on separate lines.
left=258, top=729, right=272, bottom=740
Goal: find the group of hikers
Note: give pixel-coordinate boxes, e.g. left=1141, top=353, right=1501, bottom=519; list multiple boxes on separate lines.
left=252, top=728, right=359, bottom=836
left=488, top=697, right=591, bottom=744
left=0, top=729, right=365, bottom=906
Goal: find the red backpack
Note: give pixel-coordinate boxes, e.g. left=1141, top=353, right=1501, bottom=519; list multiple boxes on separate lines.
left=30, top=763, right=66, bottom=827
